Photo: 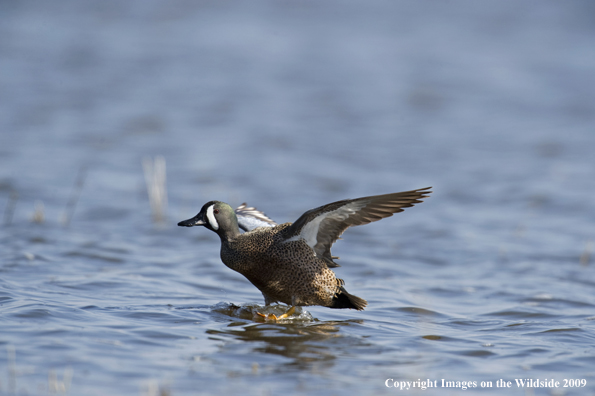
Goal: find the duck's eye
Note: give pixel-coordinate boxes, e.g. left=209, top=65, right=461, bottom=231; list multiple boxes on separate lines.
left=214, top=209, right=219, bottom=214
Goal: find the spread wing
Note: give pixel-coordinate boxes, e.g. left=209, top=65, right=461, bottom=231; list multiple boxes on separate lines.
left=235, top=203, right=277, bottom=232
left=285, top=187, right=432, bottom=267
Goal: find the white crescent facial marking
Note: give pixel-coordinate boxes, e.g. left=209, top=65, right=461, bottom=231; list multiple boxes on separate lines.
left=206, top=205, right=219, bottom=230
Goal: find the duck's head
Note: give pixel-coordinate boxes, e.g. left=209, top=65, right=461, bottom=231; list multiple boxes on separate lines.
left=178, top=201, right=240, bottom=239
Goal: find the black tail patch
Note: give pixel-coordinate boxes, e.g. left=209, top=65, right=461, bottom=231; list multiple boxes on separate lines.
left=330, top=287, right=367, bottom=311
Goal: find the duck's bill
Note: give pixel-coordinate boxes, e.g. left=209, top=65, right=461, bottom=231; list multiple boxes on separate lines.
left=177, top=215, right=205, bottom=227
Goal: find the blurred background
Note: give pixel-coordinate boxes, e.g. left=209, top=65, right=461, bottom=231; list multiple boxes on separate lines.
left=1, top=1, right=594, bottom=395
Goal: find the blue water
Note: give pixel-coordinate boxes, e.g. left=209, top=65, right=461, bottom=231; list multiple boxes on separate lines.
left=1, top=1, right=595, bottom=395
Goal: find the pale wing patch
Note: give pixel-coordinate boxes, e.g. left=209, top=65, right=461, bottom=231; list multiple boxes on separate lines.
left=206, top=204, right=219, bottom=230
left=236, top=216, right=275, bottom=231
left=297, top=201, right=365, bottom=248
left=235, top=203, right=276, bottom=224
left=235, top=203, right=276, bottom=232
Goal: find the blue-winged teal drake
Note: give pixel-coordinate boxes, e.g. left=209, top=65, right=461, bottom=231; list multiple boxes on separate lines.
left=178, top=187, right=432, bottom=319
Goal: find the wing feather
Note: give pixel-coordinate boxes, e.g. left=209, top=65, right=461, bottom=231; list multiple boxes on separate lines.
left=286, top=187, right=431, bottom=266
left=235, top=203, right=277, bottom=232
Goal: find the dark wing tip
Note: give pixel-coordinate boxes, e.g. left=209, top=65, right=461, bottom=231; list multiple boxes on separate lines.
left=416, top=186, right=432, bottom=198
left=352, top=186, right=432, bottom=223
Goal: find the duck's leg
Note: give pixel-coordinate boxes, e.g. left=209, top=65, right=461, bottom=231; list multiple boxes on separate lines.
left=276, top=305, right=296, bottom=319
left=255, top=306, right=296, bottom=321
left=255, top=294, right=277, bottom=320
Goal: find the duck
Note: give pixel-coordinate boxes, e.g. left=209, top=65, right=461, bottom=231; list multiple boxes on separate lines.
left=178, top=187, right=431, bottom=320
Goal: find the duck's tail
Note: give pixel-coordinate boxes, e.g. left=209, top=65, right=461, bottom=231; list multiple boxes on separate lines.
left=330, top=286, right=367, bottom=310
